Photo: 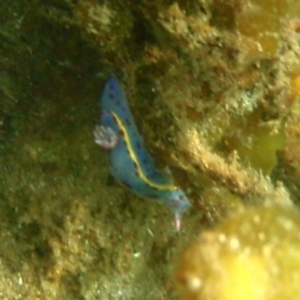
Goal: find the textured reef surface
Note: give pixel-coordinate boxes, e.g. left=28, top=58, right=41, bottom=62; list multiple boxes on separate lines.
left=0, top=0, right=300, bottom=299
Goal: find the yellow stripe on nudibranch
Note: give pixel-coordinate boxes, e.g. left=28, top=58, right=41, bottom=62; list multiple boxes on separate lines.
left=111, top=112, right=177, bottom=191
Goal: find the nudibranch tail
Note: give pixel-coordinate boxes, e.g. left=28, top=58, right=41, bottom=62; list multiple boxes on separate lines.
left=167, top=188, right=191, bottom=231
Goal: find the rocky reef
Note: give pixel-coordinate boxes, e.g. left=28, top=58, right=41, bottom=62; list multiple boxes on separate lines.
left=0, top=0, right=300, bottom=299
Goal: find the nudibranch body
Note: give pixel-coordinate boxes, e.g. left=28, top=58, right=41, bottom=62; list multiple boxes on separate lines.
left=94, top=76, right=190, bottom=230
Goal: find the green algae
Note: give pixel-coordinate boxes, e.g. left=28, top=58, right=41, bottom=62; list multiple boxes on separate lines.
left=219, top=109, right=286, bottom=175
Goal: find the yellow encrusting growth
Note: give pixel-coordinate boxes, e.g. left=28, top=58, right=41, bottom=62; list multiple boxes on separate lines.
left=176, top=205, right=300, bottom=300
left=220, top=255, right=268, bottom=300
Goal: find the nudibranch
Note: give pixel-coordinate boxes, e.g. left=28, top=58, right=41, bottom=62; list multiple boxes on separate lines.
left=93, top=76, right=190, bottom=230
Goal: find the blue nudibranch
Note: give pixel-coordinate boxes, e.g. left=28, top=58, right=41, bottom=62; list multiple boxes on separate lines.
left=93, top=76, right=190, bottom=230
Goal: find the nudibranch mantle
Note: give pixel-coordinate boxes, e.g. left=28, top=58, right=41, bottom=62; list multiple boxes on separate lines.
left=94, top=76, right=190, bottom=230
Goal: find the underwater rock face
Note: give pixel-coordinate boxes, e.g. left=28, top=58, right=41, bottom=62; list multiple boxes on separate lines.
left=1, top=0, right=300, bottom=299
left=175, top=204, right=300, bottom=300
